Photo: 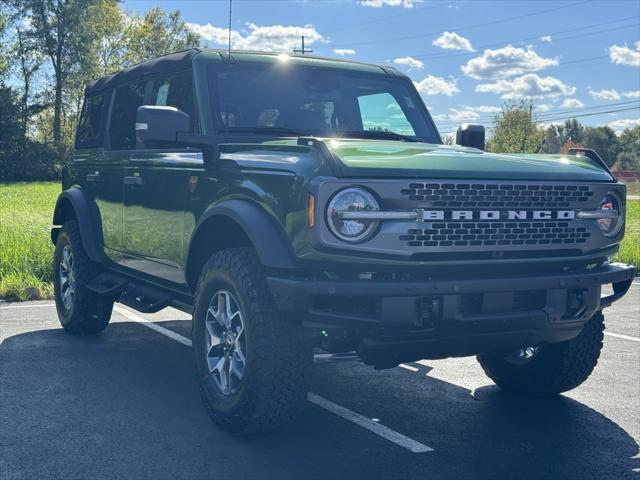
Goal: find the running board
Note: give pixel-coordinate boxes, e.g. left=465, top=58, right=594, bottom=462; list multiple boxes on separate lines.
left=313, top=351, right=361, bottom=364
left=119, top=284, right=173, bottom=314
left=86, top=273, right=128, bottom=298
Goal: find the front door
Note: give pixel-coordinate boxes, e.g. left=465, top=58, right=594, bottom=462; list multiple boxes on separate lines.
left=121, top=70, right=199, bottom=284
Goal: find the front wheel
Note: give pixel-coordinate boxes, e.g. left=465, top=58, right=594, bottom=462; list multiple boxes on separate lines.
left=53, top=220, right=114, bottom=334
left=477, top=311, right=605, bottom=395
left=193, top=248, right=312, bottom=435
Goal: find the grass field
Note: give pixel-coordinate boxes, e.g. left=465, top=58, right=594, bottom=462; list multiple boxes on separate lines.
left=0, top=182, right=59, bottom=301
left=0, top=181, right=638, bottom=301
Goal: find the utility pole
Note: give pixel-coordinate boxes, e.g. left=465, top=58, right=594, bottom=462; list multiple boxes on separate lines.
left=227, top=0, right=233, bottom=60
left=293, top=36, right=313, bottom=55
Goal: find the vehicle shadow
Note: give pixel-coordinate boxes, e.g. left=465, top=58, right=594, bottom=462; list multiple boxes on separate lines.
left=1, top=321, right=638, bottom=480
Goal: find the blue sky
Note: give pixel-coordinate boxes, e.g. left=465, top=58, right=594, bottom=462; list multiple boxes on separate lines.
left=123, top=0, right=640, bottom=135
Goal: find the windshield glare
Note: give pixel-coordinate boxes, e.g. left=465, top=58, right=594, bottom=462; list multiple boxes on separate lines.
left=208, top=62, right=440, bottom=143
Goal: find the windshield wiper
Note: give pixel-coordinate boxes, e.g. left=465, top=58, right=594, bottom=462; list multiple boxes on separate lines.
left=225, top=126, right=307, bottom=136
left=340, top=130, right=421, bottom=142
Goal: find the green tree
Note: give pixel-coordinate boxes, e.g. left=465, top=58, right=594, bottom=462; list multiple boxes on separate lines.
left=615, top=125, right=640, bottom=170
left=541, top=124, right=565, bottom=154
left=582, top=126, right=619, bottom=167
left=18, top=0, right=104, bottom=148
left=563, top=118, right=585, bottom=145
left=487, top=100, right=543, bottom=154
left=0, top=12, right=7, bottom=79
left=124, top=7, right=200, bottom=66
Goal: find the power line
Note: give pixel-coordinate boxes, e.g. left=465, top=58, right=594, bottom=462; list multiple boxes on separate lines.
left=330, top=0, right=592, bottom=49
left=435, top=100, right=640, bottom=127
left=438, top=105, right=640, bottom=135
left=362, top=15, right=639, bottom=62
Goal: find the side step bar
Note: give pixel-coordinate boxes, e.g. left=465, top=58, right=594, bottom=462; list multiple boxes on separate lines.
left=86, top=272, right=175, bottom=314
left=313, top=351, right=360, bottom=364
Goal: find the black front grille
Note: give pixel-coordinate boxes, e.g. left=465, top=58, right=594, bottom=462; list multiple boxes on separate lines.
left=400, top=220, right=590, bottom=247
left=400, top=182, right=593, bottom=208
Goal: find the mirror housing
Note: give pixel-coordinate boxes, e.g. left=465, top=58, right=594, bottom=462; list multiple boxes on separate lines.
left=135, top=105, right=191, bottom=147
left=135, top=106, right=219, bottom=165
left=456, top=124, right=485, bottom=150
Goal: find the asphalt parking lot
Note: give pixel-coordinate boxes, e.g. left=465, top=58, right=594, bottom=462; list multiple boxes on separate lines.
left=1, top=284, right=638, bottom=480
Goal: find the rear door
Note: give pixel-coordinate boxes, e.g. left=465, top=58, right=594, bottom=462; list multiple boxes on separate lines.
left=73, top=89, right=127, bottom=261
left=122, top=70, right=201, bottom=284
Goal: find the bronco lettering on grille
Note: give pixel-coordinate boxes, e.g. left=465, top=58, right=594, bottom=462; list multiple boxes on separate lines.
left=422, top=210, right=576, bottom=221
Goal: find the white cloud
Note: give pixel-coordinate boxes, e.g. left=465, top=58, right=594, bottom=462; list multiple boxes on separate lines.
left=589, top=89, right=621, bottom=101
left=623, top=90, right=640, bottom=98
left=333, top=49, right=356, bottom=56
left=537, top=103, right=553, bottom=112
left=386, top=103, right=401, bottom=110
left=561, top=98, right=584, bottom=108
left=434, top=105, right=500, bottom=122
left=608, top=118, right=640, bottom=134
left=461, top=45, right=558, bottom=80
left=358, top=0, right=419, bottom=7
left=432, top=32, right=474, bottom=52
left=188, top=22, right=324, bottom=52
left=540, top=35, right=552, bottom=43
left=414, top=75, right=459, bottom=96
left=609, top=41, right=640, bottom=67
left=476, top=74, right=576, bottom=99
left=393, top=56, right=424, bottom=70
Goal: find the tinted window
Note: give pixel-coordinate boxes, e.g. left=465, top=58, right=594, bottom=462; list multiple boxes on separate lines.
left=149, top=71, right=195, bottom=119
left=358, top=92, right=416, bottom=136
left=76, top=94, right=105, bottom=147
left=109, top=82, right=146, bottom=150
left=208, top=63, right=439, bottom=143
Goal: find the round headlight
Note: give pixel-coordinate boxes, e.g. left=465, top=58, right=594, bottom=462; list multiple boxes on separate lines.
left=597, top=191, right=624, bottom=237
left=327, top=187, right=380, bottom=242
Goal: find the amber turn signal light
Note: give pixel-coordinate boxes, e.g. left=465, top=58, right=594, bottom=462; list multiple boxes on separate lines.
left=308, top=194, right=316, bottom=228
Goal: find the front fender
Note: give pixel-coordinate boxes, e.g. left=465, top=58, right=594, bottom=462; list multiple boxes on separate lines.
left=51, top=187, right=105, bottom=263
left=188, top=199, right=298, bottom=272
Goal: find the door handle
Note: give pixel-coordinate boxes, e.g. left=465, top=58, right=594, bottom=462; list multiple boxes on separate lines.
left=86, top=173, right=101, bottom=183
left=123, top=176, right=144, bottom=186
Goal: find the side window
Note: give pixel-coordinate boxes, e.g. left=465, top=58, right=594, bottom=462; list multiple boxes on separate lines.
left=149, top=71, right=195, bottom=120
left=109, top=81, right=146, bottom=150
left=357, top=92, right=416, bottom=136
left=76, top=94, right=105, bottom=148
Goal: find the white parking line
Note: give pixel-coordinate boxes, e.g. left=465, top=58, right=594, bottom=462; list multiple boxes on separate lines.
left=604, top=331, right=640, bottom=342
left=112, top=304, right=433, bottom=453
left=113, top=306, right=192, bottom=347
left=399, top=364, right=419, bottom=372
left=307, top=393, right=433, bottom=453
left=0, top=303, right=55, bottom=309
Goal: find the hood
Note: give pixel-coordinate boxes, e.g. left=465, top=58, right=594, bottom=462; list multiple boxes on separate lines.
left=322, top=139, right=613, bottom=182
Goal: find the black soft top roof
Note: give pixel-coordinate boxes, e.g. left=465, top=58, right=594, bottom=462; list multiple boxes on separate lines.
left=85, top=48, right=201, bottom=95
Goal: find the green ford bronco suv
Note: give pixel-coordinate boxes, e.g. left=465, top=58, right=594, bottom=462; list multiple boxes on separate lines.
left=52, top=48, right=635, bottom=434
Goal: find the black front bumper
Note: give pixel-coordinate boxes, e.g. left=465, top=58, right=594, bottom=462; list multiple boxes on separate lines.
left=267, top=262, right=635, bottom=367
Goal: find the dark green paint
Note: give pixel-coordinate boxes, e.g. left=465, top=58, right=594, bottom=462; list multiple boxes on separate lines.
left=61, top=49, right=618, bottom=288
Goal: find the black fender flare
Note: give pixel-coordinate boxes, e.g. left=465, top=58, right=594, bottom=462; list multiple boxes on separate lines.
left=186, top=199, right=298, bottom=282
left=51, top=187, right=105, bottom=263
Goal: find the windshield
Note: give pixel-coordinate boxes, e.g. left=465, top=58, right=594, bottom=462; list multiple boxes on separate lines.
left=208, top=61, right=441, bottom=143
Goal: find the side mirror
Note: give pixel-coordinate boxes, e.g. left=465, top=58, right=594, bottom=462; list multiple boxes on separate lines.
left=456, top=124, right=485, bottom=150
left=135, top=105, right=191, bottom=147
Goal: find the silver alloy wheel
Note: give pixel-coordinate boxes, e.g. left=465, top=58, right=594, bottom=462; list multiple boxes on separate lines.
left=505, top=346, right=541, bottom=365
left=59, top=245, right=76, bottom=311
left=205, top=290, right=247, bottom=396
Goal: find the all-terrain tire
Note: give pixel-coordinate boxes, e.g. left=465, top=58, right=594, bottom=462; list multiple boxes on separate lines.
left=477, top=311, right=605, bottom=395
left=53, top=220, right=113, bottom=334
left=193, top=247, right=312, bottom=435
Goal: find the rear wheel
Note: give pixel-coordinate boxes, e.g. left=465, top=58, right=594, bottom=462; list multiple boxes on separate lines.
left=54, top=220, right=113, bottom=334
left=477, top=311, right=605, bottom=395
left=193, top=247, right=312, bottom=435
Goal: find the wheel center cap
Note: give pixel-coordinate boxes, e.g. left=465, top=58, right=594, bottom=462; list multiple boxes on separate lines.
left=225, top=333, right=234, bottom=348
